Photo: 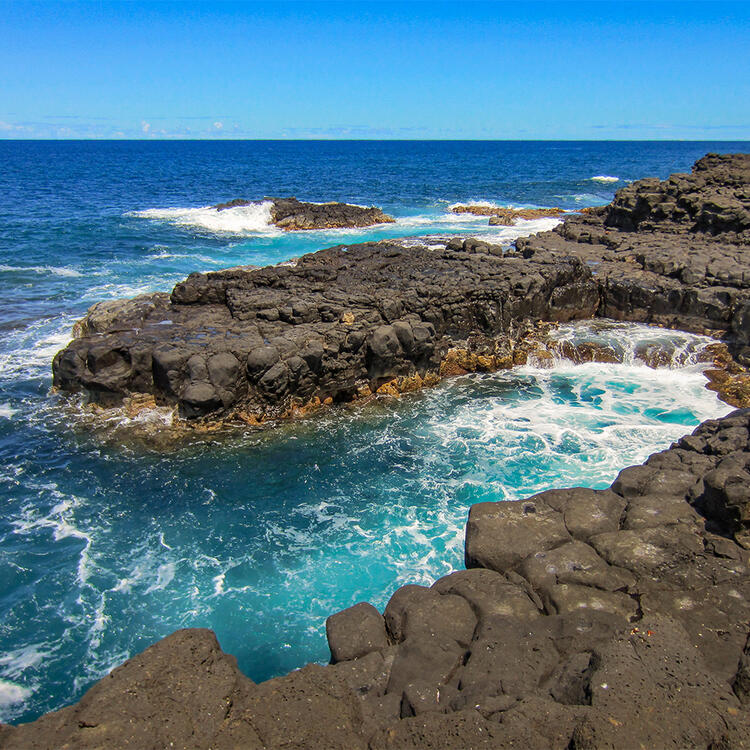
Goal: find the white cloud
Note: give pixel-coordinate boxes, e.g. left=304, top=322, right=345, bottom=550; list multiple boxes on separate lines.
left=141, top=121, right=151, bottom=133
left=213, top=121, right=223, bottom=130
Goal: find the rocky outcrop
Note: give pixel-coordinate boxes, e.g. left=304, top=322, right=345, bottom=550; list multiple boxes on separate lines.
left=269, top=197, right=395, bottom=230
left=52, top=240, right=598, bottom=419
left=213, top=196, right=395, bottom=230
left=450, top=204, right=566, bottom=224
left=5, top=410, right=750, bottom=749
left=52, top=153, right=750, bottom=424
left=516, top=153, right=750, bottom=364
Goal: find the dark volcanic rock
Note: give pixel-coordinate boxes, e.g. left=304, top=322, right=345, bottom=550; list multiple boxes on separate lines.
left=516, top=153, right=750, bottom=364
left=212, top=196, right=395, bottom=229
left=269, top=197, right=395, bottom=230
left=6, top=414, right=750, bottom=748
left=53, top=153, right=750, bottom=423
left=52, top=241, right=598, bottom=419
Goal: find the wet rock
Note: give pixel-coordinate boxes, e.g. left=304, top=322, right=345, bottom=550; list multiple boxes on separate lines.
left=326, top=602, right=388, bottom=663
left=269, top=197, right=394, bottom=230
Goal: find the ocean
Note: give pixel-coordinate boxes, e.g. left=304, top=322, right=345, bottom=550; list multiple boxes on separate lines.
left=0, top=140, right=746, bottom=723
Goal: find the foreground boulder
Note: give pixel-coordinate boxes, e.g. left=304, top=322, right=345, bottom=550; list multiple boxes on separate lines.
left=5, top=410, right=750, bottom=748
left=213, top=196, right=395, bottom=230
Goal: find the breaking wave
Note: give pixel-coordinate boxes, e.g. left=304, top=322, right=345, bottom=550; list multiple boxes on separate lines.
left=131, top=201, right=277, bottom=234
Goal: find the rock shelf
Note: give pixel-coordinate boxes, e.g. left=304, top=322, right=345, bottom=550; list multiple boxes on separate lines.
left=52, top=154, right=750, bottom=426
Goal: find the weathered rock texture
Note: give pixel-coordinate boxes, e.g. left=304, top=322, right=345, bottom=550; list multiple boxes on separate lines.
left=52, top=153, right=750, bottom=424
left=52, top=238, right=598, bottom=421
left=213, top=196, right=395, bottom=230
left=517, top=153, right=750, bottom=363
left=5, top=410, right=750, bottom=749
left=449, top=204, right=566, bottom=224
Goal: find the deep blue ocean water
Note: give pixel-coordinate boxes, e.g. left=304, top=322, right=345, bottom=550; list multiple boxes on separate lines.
left=0, top=140, right=746, bottom=723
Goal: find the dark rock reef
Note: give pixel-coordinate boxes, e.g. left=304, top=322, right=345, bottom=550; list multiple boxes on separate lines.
left=449, top=203, right=566, bottom=225
left=4, top=410, right=750, bottom=749
left=212, top=196, right=395, bottom=230
left=52, top=238, right=598, bottom=422
left=52, top=153, right=750, bottom=425
left=516, top=153, right=750, bottom=364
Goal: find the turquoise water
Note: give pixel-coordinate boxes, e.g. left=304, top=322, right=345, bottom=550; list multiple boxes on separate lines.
left=0, top=141, right=742, bottom=722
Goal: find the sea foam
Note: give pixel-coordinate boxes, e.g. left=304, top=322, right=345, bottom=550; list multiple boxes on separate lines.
left=131, top=201, right=277, bottom=234
left=590, top=175, right=620, bottom=183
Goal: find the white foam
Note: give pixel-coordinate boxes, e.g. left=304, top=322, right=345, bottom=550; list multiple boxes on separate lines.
left=131, top=201, right=277, bottom=234
left=0, top=315, right=75, bottom=384
left=11, top=490, right=94, bottom=585
left=145, top=563, right=176, bottom=593
left=0, top=403, right=17, bottom=418
left=0, top=644, right=49, bottom=677
left=0, top=679, right=31, bottom=708
left=447, top=200, right=506, bottom=211
left=590, top=175, right=620, bottom=183
left=0, top=264, right=82, bottom=277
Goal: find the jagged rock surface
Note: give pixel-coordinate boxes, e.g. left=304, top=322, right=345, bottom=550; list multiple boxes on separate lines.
left=5, top=411, right=750, bottom=749
left=517, top=152, right=750, bottom=363
left=213, top=196, right=395, bottom=230
left=52, top=241, right=597, bottom=418
left=52, top=153, right=750, bottom=422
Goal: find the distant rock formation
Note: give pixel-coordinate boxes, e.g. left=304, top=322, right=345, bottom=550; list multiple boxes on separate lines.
left=450, top=204, right=566, bottom=224
left=212, top=196, right=395, bottom=230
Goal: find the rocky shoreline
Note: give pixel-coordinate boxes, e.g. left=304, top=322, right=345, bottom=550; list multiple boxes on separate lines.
left=3, top=409, right=749, bottom=748
left=52, top=154, right=750, bottom=427
left=6, top=153, right=749, bottom=747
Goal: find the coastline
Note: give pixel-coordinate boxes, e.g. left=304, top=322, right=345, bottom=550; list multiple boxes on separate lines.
left=2, top=152, right=750, bottom=747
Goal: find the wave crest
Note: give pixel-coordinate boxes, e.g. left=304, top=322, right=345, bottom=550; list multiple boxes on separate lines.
left=130, top=201, right=276, bottom=234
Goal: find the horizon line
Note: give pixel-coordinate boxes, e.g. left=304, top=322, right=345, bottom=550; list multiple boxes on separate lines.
left=1, top=137, right=749, bottom=144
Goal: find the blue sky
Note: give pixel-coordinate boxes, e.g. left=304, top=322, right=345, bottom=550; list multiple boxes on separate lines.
left=1, top=1, right=748, bottom=139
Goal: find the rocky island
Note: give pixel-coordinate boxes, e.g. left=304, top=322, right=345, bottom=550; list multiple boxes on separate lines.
left=5, top=153, right=749, bottom=748
left=213, top=196, right=395, bottom=230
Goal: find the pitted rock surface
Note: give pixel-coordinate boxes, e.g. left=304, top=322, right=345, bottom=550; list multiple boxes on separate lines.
left=5, top=411, right=750, bottom=749
left=52, top=241, right=597, bottom=418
